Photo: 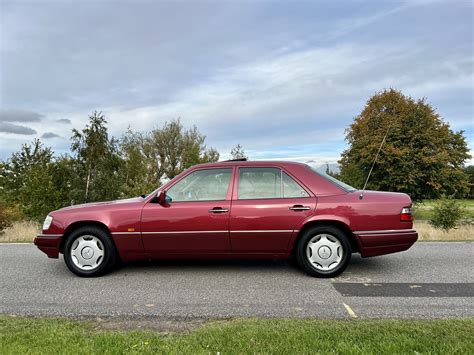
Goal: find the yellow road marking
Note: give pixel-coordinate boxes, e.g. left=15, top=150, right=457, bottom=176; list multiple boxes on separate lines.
left=343, top=303, right=358, bottom=318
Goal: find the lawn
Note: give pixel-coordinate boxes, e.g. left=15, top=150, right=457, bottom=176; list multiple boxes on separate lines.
left=1, top=316, right=473, bottom=354
left=413, top=199, right=474, bottom=220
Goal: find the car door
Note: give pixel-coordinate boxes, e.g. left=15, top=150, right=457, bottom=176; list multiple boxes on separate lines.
left=229, top=167, right=316, bottom=253
left=141, top=167, right=234, bottom=255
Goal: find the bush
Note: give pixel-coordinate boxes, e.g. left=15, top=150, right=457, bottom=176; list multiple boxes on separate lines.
left=0, top=203, right=13, bottom=233
left=429, top=198, right=464, bottom=231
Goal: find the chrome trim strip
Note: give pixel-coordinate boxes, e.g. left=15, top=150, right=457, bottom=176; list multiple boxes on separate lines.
left=142, top=230, right=227, bottom=235
left=230, top=230, right=294, bottom=233
left=111, top=232, right=141, bottom=235
left=113, top=230, right=298, bottom=235
left=36, top=234, right=63, bottom=238
left=353, top=229, right=416, bottom=235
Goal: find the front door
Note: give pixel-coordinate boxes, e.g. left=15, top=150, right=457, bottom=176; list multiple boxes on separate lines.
left=141, top=168, right=234, bottom=255
left=229, top=167, right=316, bottom=253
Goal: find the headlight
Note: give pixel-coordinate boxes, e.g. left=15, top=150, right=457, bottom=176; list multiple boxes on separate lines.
left=42, top=215, right=53, bottom=230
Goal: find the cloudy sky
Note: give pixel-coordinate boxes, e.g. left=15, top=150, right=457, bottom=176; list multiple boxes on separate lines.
left=0, top=0, right=472, bottom=164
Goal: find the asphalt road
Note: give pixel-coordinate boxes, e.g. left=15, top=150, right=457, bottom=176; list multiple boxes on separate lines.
left=1, top=243, right=473, bottom=320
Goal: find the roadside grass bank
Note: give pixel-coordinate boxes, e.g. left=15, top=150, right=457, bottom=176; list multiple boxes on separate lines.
left=1, top=316, right=473, bottom=354
left=1, top=219, right=473, bottom=243
left=414, top=220, right=474, bottom=241
left=0, top=220, right=39, bottom=243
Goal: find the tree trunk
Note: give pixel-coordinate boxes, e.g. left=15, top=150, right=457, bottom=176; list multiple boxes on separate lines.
left=85, top=163, right=91, bottom=202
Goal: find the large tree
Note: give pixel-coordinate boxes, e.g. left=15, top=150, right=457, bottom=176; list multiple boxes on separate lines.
left=71, top=111, right=122, bottom=202
left=145, top=119, right=219, bottom=180
left=339, top=89, right=470, bottom=200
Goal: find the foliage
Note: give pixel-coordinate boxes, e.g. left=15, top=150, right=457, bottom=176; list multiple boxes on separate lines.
left=339, top=89, right=471, bottom=201
left=145, top=119, right=219, bottom=180
left=71, top=111, right=122, bottom=203
left=1, top=316, right=473, bottom=354
left=429, top=197, right=465, bottom=231
left=0, top=139, right=65, bottom=221
left=465, top=165, right=474, bottom=198
left=0, top=203, right=13, bottom=233
left=0, top=113, right=220, bottom=219
left=230, top=144, right=248, bottom=160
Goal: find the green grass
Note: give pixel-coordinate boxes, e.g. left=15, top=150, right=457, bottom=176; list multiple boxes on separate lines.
left=414, top=199, right=474, bottom=220
left=1, top=316, right=473, bottom=354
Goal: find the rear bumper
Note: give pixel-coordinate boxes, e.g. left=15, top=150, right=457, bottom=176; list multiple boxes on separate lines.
left=353, top=229, right=418, bottom=257
left=34, top=234, right=62, bottom=258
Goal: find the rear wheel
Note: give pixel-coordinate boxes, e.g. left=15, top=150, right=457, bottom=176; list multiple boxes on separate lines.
left=296, top=225, right=351, bottom=278
left=63, top=226, right=116, bottom=277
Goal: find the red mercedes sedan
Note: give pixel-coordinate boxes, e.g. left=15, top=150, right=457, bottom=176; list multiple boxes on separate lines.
left=34, top=160, right=417, bottom=277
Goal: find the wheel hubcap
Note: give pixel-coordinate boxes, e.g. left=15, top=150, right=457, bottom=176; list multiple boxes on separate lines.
left=70, top=235, right=104, bottom=270
left=306, top=234, right=343, bottom=271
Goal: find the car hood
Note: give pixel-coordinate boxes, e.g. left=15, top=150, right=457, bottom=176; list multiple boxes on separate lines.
left=57, top=197, right=145, bottom=211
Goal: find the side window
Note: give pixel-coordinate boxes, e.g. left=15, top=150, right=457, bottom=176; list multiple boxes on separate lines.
left=238, top=168, right=281, bottom=199
left=283, top=172, right=309, bottom=198
left=167, top=168, right=232, bottom=202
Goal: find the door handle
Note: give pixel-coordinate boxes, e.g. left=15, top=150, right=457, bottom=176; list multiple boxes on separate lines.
left=289, top=205, right=311, bottom=211
left=208, top=207, right=229, bottom=213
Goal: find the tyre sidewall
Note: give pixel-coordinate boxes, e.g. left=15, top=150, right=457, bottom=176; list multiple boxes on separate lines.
left=296, top=226, right=351, bottom=278
left=63, top=226, right=116, bottom=277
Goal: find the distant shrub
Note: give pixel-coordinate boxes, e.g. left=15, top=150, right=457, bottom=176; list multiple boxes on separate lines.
left=0, top=203, right=13, bottom=233
left=429, top=198, right=464, bottom=231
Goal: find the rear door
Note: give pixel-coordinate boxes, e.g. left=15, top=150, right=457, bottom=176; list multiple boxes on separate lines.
left=141, top=167, right=234, bottom=255
left=229, top=167, right=316, bottom=253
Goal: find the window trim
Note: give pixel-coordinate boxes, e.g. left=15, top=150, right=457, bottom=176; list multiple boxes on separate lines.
left=236, top=166, right=311, bottom=201
left=164, top=167, right=235, bottom=203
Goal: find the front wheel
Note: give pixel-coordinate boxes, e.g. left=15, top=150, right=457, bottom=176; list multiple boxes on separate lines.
left=63, top=226, right=116, bottom=277
left=295, top=226, right=351, bottom=278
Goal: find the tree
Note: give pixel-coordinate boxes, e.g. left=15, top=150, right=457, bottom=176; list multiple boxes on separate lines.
left=339, top=89, right=471, bottom=200
left=0, top=139, right=64, bottom=221
left=119, top=128, right=156, bottom=197
left=145, top=119, right=219, bottom=180
left=230, top=144, right=248, bottom=160
left=464, top=165, right=474, bottom=199
left=71, top=111, right=122, bottom=202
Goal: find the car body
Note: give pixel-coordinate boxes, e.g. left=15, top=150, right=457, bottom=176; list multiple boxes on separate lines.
left=35, top=160, right=418, bottom=277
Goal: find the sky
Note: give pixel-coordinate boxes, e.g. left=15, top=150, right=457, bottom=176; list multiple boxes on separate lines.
left=0, top=0, right=473, bottom=165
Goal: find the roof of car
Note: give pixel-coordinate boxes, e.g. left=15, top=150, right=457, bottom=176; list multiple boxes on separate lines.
left=189, top=160, right=307, bottom=172
left=192, top=160, right=309, bottom=169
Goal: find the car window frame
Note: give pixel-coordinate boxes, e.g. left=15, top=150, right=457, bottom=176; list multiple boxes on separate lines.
left=163, top=167, right=235, bottom=203
left=235, top=166, right=312, bottom=201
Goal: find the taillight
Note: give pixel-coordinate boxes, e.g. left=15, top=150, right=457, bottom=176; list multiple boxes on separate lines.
left=400, top=207, right=414, bottom=222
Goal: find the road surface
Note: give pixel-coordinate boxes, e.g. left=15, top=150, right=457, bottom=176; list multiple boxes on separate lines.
left=1, top=242, right=473, bottom=319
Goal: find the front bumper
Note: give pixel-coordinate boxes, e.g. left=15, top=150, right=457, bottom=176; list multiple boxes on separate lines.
left=34, top=234, right=63, bottom=258
left=353, top=229, right=418, bottom=257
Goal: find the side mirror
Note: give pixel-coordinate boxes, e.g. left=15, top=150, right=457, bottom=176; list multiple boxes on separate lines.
left=156, top=190, right=171, bottom=205
left=157, top=190, right=166, bottom=205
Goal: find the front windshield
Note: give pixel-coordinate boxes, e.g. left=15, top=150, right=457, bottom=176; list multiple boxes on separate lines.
left=309, top=166, right=357, bottom=192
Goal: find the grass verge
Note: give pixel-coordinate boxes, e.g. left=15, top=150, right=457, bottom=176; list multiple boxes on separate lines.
left=0, top=220, right=40, bottom=243
left=415, top=220, right=474, bottom=241
left=1, top=316, right=473, bottom=354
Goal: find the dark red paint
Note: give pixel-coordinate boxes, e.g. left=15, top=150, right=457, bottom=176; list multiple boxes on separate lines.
left=34, top=161, right=417, bottom=262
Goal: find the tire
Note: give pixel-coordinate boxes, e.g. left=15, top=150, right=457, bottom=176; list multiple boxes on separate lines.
left=295, top=225, right=351, bottom=278
left=63, top=226, right=116, bottom=277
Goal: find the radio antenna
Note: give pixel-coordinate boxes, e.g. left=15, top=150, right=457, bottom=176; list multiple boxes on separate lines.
left=359, top=121, right=392, bottom=200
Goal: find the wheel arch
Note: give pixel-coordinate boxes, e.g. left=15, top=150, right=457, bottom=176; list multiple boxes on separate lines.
left=292, top=219, right=360, bottom=254
left=59, top=220, right=113, bottom=254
